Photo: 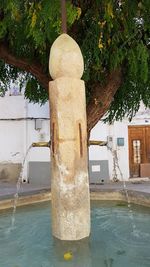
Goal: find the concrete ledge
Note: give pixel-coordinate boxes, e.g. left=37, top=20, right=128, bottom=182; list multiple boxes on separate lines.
left=90, top=190, right=150, bottom=207
left=0, top=190, right=51, bottom=211
left=0, top=188, right=150, bottom=211
left=90, top=191, right=126, bottom=201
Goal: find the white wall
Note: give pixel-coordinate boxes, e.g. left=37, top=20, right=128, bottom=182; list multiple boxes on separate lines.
left=89, top=121, right=108, bottom=161
left=0, top=96, right=26, bottom=163
left=0, top=95, right=26, bottom=119
left=0, top=95, right=50, bottom=181
left=107, top=121, right=129, bottom=180
left=27, top=120, right=50, bottom=162
left=27, top=101, right=49, bottom=118
left=0, top=121, right=25, bottom=163
left=89, top=120, right=129, bottom=180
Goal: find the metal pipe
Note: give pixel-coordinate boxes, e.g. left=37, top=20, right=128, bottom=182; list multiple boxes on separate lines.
left=88, top=140, right=107, bottom=146
left=32, top=141, right=51, bottom=148
left=32, top=140, right=107, bottom=147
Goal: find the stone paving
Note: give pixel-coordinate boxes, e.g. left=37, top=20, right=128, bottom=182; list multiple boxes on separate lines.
left=0, top=182, right=50, bottom=201
left=90, top=180, right=150, bottom=193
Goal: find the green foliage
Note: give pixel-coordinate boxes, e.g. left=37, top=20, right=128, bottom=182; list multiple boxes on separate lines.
left=0, top=0, right=79, bottom=103
left=25, top=77, right=48, bottom=104
left=104, top=39, right=150, bottom=123
left=0, top=0, right=149, bottom=121
left=77, top=0, right=150, bottom=122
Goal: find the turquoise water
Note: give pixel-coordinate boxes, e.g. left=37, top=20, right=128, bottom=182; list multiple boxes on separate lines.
left=0, top=201, right=150, bottom=267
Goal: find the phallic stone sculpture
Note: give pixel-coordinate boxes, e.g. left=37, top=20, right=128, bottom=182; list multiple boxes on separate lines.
left=49, top=33, right=90, bottom=240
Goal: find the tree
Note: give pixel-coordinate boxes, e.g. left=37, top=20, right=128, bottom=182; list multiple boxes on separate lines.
left=0, top=0, right=149, bottom=135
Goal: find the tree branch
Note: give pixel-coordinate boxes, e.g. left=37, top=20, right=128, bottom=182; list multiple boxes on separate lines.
left=0, top=42, right=122, bottom=135
left=0, top=42, right=50, bottom=90
left=87, top=68, right=122, bottom=134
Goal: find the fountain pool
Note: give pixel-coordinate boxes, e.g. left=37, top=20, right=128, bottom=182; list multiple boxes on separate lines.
left=0, top=201, right=150, bottom=267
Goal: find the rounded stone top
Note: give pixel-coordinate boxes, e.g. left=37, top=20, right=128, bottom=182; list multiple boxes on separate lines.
left=49, top=34, right=84, bottom=79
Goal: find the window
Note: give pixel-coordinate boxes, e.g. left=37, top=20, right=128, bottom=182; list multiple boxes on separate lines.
left=133, top=140, right=141, bottom=164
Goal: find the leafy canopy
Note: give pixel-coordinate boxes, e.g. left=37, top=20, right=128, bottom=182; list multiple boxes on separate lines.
left=0, top=0, right=150, bottom=122
left=0, top=0, right=79, bottom=102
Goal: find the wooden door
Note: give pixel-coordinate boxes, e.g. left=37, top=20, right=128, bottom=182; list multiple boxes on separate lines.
left=145, top=127, right=150, bottom=163
left=128, top=126, right=150, bottom=177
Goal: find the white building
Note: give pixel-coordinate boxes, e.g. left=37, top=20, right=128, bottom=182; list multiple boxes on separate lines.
left=0, top=93, right=50, bottom=186
left=90, top=102, right=150, bottom=182
left=0, top=93, right=150, bottom=186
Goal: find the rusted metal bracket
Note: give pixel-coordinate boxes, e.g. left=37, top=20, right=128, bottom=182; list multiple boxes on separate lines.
left=32, top=141, right=51, bottom=148
left=88, top=140, right=107, bottom=146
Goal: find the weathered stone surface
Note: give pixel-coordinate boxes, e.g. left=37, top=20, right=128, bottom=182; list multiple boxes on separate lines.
left=49, top=34, right=84, bottom=80
left=49, top=77, right=90, bottom=240
left=49, top=33, right=90, bottom=240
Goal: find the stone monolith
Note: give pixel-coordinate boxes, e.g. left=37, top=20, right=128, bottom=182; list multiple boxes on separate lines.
left=49, top=33, right=90, bottom=240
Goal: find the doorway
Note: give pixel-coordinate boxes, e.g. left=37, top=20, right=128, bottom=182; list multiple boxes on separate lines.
left=128, top=125, right=150, bottom=177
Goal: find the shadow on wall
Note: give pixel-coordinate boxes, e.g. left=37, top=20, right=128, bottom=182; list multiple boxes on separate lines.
left=0, top=163, right=21, bottom=183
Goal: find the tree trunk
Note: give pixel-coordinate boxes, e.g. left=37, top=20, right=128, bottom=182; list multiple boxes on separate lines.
left=86, top=68, right=122, bottom=137
left=0, top=42, right=50, bottom=90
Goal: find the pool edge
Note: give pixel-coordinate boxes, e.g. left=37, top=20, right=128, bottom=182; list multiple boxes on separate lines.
left=0, top=189, right=150, bottom=210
